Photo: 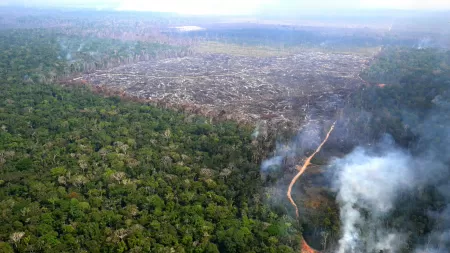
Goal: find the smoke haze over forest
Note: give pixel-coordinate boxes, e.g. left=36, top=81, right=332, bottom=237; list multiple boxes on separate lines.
left=0, top=1, right=450, bottom=252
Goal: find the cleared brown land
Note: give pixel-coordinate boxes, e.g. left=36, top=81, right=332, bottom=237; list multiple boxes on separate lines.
left=77, top=50, right=370, bottom=126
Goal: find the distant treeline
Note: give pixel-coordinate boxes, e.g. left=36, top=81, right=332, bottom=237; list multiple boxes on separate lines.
left=169, top=27, right=420, bottom=49
left=0, top=28, right=186, bottom=84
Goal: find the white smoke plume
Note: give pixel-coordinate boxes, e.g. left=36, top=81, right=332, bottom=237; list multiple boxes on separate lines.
left=417, top=37, right=433, bottom=49
left=332, top=136, right=414, bottom=253
left=77, top=42, right=85, bottom=52
left=260, top=92, right=450, bottom=252
left=332, top=119, right=450, bottom=253
left=260, top=120, right=321, bottom=172
left=252, top=120, right=267, bottom=140
left=261, top=155, right=283, bottom=172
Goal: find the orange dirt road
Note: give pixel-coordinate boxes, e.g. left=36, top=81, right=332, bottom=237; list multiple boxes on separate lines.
left=287, top=122, right=336, bottom=253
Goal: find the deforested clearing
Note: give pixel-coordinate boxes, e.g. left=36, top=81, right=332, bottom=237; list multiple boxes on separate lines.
left=78, top=50, right=369, bottom=126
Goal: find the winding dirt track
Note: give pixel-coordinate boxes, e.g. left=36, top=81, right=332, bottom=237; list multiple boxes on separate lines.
left=287, top=122, right=336, bottom=252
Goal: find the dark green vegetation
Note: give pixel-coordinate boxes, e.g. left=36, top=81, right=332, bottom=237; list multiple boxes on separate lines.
left=172, top=25, right=428, bottom=52
left=349, top=47, right=450, bottom=147
left=173, top=26, right=384, bottom=50
left=0, top=29, right=65, bottom=84
left=340, top=47, right=450, bottom=252
left=1, top=8, right=450, bottom=252
left=0, top=83, right=298, bottom=253
left=0, top=29, right=298, bottom=252
left=0, top=29, right=183, bottom=84
left=361, top=47, right=450, bottom=86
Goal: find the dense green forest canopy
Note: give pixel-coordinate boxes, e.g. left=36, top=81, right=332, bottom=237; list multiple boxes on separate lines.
left=1, top=15, right=450, bottom=252
left=0, top=82, right=300, bottom=253
left=0, top=29, right=183, bottom=84
left=349, top=47, right=450, bottom=147
left=0, top=28, right=299, bottom=252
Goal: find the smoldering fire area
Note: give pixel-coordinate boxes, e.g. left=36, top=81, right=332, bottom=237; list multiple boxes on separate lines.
left=260, top=91, right=450, bottom=253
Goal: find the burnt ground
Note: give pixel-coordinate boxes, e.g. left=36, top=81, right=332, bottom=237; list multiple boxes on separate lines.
left=76, top=50, right=370, bottom=127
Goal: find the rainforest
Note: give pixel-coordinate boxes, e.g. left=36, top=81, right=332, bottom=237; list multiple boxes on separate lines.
left=1, top=5, right=450, bottom=253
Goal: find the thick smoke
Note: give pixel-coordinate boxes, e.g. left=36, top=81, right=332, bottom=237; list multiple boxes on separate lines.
left=411, top=93, right=450, bottom=253
left=331, top=91, right=450, bottom=252
left=332, top=136, right=414, bottom=253
left=259, top=90, right=450, bottom=252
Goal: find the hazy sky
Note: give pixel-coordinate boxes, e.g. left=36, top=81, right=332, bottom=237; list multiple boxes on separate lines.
left=4, top=0, right=450, bottom=14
